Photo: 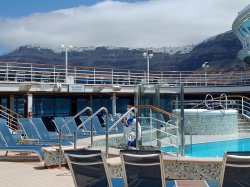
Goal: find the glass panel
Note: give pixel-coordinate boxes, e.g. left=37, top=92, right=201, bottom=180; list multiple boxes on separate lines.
left=243, top=19, right=250, bottom=32
left=93, top=97, right=112, bottom=114
left=238, top=28, right=245, bottom=37
left=117, top=97, right=132, bottom=114
left=14, top=97, right=24, bottom=115
left=33, top=97, right=71, bottom=117
left=77, top=98, right=89, bottom=113
left=56, top=98, right=71, bottom=116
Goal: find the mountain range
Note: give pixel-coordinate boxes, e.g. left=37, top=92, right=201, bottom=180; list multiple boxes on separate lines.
left=0, top=30, right=245, bottom=71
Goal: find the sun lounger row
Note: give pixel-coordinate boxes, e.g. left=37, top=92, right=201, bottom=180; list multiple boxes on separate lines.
left=0, top=118, right=52, bottom=161
left=64, top=149, right=250, bottom=187
left=17, top=114, right=123, bottom=144
left=18, top=118, right=74, bottom=146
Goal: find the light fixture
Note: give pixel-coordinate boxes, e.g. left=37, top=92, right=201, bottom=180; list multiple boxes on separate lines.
left=143, top=49, right=153, bottom=84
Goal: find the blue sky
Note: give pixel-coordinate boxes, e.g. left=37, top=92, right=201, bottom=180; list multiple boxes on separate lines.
left=0, top=0, right=248, bottom=54
left=0, top=0, right=148, bottom=18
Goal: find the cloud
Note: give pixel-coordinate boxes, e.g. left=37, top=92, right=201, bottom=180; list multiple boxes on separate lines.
left=0, top=0, right=248, bottom=50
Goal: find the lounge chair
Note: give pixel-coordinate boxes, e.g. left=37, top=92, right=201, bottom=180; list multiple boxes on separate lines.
left=79, top=115, right=94, bottom=132
left=64, top=116, right=90, bottom=137
left=18, top=118, right=42, bottom=140
left=64, top=149, right=112, bottom=187
left=106, top=114, right=124, bottom=133
left=31, top=118, right=74, bottom=146
left=31, top=118, right=58, bottom=139
left=120, top=150, right=165, bottom=187
left=219, top=151, right=250, bottom=187
left=53, top=117, right=72, bottom=138
left=18, top=118, right=72, bottom=146
left=112, top=114, right=124, bottom=133
left=0, top=122, right=51, bottom=161
left=31, top=118, right=57, bottom=140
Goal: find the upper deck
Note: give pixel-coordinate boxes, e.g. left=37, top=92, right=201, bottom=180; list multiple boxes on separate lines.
left=0, top=61, right=249, bottom=94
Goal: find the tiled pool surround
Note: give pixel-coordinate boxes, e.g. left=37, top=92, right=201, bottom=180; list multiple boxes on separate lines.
left=106, top=155, right=222, bottom=180
left=173, top=109, right=238, bottom=135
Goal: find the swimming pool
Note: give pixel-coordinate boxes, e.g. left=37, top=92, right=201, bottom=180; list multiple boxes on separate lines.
left=162, top=138, right=250, bottom=157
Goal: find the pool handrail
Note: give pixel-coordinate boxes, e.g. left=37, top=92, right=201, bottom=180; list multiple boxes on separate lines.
left=106, top=105, right=182, bottom=156
left=58, top=106, right=93, bottom=168
left=74, top=107, right=109, bottom=154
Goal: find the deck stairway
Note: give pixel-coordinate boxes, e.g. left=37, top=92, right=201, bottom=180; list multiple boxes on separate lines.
left=238, top=114, right=250, bottom=133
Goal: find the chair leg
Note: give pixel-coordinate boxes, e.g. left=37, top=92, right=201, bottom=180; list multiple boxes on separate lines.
left=5, top=151, right=8, bottom=156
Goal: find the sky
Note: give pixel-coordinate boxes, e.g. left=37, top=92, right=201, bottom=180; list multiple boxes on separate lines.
left=0, top=0, right=249, bottom=54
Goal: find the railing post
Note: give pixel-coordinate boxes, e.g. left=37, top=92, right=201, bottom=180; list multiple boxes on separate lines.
left=94, top=68, right=96, bottom=84
left=111, top=69, right=113, bottom=85
left=53, top=66, right=56, bottom=83
left=179, top=72, right=182, bottom=86
left=30, top=64, right=33, bottom=82
left=180, top=83, right=185, bottom=156
left=128, top=70, right=130, bottom=85
left=242, top=97, right=244, bottom=115
left=135, top=109, right=139, bottom=150
left=150, top=108, right=152, bottom=145
left=6, top=63, right=8, bottom=81
left=74, top=67, right=76, bottom=84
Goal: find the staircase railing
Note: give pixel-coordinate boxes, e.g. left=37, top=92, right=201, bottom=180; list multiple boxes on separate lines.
left=0, top=104, right=22, bottom=131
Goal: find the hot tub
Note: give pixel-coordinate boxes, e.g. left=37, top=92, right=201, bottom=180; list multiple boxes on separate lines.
left=172, top=109, right=238, bottom=135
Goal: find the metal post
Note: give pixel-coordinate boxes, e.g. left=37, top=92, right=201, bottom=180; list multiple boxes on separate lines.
left=147, top=56, right=149, bottom=84
left=155, top=85, right=161, bottom=147
left=205, top=68, right=207, bottom=86
left=65, top=48, right=68, bottom=82
left=135, top=109, right=139, bottom=150
left=242, top=97, right=244, bottom=115
left=30, top=64, right=33, bottom=82
left=135, top=85, right=141, bottom=150
left=53, top=66, right=56, bottom=83
left=180, top=83, right=185, bottom=156
left=112, top=93, right=116, bottom=115
left=74, top=67, right=76, bottom=84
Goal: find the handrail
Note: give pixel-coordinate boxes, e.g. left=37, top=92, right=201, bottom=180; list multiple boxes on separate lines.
left=0, top=61, right=250, bottom=86
left=219, top=93, right=228, bottom=110
left=58, top=107, right=93, bottom=168
left=135, top=105, right=182, bottom=121
left=205, top=94, right=214, bottom=109
left=74, top=107, right=109, bottom=154
left=106, top=105, right=181, bottom=156
left=0, top=104, right=22, bottom=118
left=108, top=107, right=136, bottom=132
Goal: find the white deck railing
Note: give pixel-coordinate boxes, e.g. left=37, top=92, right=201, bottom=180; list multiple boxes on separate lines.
left=0, top=61, right=249, bottom=86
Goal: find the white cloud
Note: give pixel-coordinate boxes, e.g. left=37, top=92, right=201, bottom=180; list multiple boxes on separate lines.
left=0, top=0, right=248, bottom=50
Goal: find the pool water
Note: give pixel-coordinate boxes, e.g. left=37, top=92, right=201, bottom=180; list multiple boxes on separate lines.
left=162, top=138, right=250, bottom=157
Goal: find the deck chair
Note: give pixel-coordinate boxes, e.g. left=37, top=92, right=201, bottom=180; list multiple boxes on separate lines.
left=120, top=150, right=165, bottom=187
left=53, top=117, right=72, bottom=138
left=113, top=114, right=124, bottom=133
left=31, top=118, right=58, bottom=139
left=64, top=117, right=90, bottom=138
left=80, top=116, right=100, bottom=134
left=93, top=117, right=106, bottom=134
left=18, top=118, right=41, bottom=140
left=31, top=118, right=74, bottom=146
left=31, top=118, right=57, bottom=140
left=0, top=122, right=51, bottom=161
left=79, top=115, right=93, bottom=132
left=219, top=151, right=250, bottom=187
left=64, top=149, right=112, bottom=187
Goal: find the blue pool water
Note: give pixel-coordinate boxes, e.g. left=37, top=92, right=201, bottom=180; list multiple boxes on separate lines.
left=162, top=138, right=250, bottom=157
